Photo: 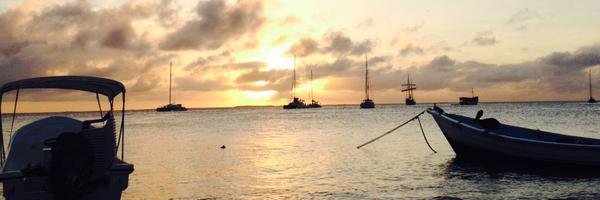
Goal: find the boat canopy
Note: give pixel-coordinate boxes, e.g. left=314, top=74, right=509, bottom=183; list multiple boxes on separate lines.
left=0, top=76, right=125, bottom=100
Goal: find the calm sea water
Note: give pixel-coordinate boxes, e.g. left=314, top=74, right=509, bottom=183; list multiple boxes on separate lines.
left=2, top=102, right=600, bottom=199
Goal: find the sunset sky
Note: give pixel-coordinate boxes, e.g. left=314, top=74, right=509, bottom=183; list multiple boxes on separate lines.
left=1, top=0, right=600, bottom=112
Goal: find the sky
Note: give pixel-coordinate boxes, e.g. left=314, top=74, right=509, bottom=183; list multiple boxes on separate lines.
left=1, top=0, right=600, bottom=112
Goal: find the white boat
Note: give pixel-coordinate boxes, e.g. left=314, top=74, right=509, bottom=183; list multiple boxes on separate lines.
left=0, top=76, right=134, bottom=199
left=428, top=106, right=600, bottom=166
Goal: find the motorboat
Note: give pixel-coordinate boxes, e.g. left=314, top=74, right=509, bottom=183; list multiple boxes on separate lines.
left=428, top=106, right=600, bottom=166
left=0, top=76, right=134, bottom=199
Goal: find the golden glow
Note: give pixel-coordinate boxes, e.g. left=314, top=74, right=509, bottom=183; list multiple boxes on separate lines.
left=253, top=80, right=269, bottom=87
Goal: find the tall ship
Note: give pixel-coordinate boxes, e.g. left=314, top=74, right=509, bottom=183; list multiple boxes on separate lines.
left=401, top=73, right=416, bottom=105
left=307, top=69, right=322, bottom=108
left=459, top=88, right=479, bottom=105
left=284, top=56, right=308, bottom=109
left=360, top=56, right=375, bottom=109
left=588, top=70, right=597, bottom=103
left=156, top=62, right=188, bottom=112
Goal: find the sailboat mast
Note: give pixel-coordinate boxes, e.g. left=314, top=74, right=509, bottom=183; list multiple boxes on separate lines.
left=169, top=62, right=172, bottom=105
left=310, top=69, right=314, bottom=101
left=293, top=55, right=296, bottom=99
left=590, top=70, right=593, bottom=99
left=472, top=88, right=474, bottom=97
left=365, top=56, right=370, bottom=100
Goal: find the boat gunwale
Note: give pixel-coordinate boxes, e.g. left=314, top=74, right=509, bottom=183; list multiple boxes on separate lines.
left=427, top=108, right=600, bottom=148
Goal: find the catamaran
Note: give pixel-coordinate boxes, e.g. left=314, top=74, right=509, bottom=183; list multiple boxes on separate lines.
left=360, top=56, right=375, bottom=109
left=284, top=56, right=308, bottom=109
left=459, top=88, right=479, bottom=105
left=401, top=73, right=416, bottom=105
left=0, top=76, right=133, bottom=199
left=156, top=62, right=187, bottom=111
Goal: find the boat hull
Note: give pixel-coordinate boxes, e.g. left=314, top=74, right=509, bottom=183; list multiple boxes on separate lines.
left=0, top=160, right=133, bottom=200
left=360, top=99, right=375, bottom=109
left=405, top=98, right=416, bottom=105
left=428, top=109, right=600, bottom=166
left=459, top=96, right=478, bottom=105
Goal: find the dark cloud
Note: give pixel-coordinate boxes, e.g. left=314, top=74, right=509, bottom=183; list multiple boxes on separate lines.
left=472, top=31, right=497, bottom=46
left=159, top=0, right=265, bottom=51
left=287, top=37, right=319, bottom=57
left=399, top=43, right=425, bottom=56
left=322, top=32, right=374, bottom=56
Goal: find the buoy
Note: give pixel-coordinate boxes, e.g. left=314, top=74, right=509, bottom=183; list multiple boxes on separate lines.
left=220, top=145, right=226, bottom=149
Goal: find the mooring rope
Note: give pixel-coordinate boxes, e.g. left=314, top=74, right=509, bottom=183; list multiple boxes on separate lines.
left=356, top=110, right=436, bottom=153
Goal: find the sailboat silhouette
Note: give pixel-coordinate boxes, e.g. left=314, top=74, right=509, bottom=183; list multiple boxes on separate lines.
left=156, top=62, right=187, bottom=112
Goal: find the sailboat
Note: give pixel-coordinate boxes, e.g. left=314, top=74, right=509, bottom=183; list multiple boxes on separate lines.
left=401, top=73, right=416, bottom=105
left=284, top=56, right=308, bottom=109
left=459, top=88, right=479, bottom=105
left=307, top=69, right=322, bottom=108
left=588, top=70, right=597, bottom=103
left=156, top=62, right=187, bottom=112
left=360, top=56, right=375, bottom=109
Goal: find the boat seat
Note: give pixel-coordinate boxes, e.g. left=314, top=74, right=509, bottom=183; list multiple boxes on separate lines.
left=79, top=112, right=117, bottom=181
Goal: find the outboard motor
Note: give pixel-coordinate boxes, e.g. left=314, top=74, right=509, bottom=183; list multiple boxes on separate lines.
left=47, top=132, right=95, bottom=200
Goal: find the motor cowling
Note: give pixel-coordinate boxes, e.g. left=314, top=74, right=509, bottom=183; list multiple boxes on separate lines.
left=48, top=132, right=95, bottom=200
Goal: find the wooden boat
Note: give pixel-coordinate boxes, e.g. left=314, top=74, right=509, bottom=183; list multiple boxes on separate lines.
left=588, top=70, right=597, bottom=103
left=360, top=56, right=375, bottom=109
left=428, top=106, right=600, bottom=166
left=0, top=76, right=133, bottom=199
left=402, top=74, right=416, bottom=105
left=156, top=62, right=187, bottom=112
left=459, top=88, right=479, bottom=105
left=284, top=56, right=308, bottom=109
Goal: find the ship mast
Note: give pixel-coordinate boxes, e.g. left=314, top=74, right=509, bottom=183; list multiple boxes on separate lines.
left=310, top=69, right=314, bottom=102
left=472, top=88, right=475, bottom=97
left=169, top=62, right=172, bottom=105
left=365, top=56, right=370, bottom=100
left=590, top=70, right=594, bottom=99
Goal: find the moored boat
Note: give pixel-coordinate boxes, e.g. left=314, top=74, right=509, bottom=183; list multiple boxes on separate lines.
left=284, top=56, right=308, bottom=109
left=402, top=74, right=416, bottom=105
left=360, top=56, right=375, bottom=109
left=428, top=106, right=600, bottom=166
left=459, top=88, right=478, bottom=105
left=156, top=62, right=187, bottom=112
left=0, top=76, right=133, bottom=199
left=588, top=70, right=597, bottom=103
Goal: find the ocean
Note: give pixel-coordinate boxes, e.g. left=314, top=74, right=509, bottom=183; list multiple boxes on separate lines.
left=2, top=102, right=600, bottom=199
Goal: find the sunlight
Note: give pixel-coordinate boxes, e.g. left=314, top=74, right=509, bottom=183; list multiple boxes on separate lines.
left=243, top=90, right=276, bottom=100
left=264, top=48, right=294, bottom=70
left=253, top=80, right=269, bottom=86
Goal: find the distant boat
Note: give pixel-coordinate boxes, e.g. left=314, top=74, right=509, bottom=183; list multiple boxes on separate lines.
left=588, top=70, right=597, bottom=103
left=459, top=88, right=479, bottom=105
left=360, top=56, right=375, bottom=109
left=401, top=73, right=416, bottom=105
left=307, top=69, right=322, bottom=108
left=156, top=62, right=187, bottom=112
left=284, top=56, right=308, bottom=109
left=428, top=106, right=600, bottom=166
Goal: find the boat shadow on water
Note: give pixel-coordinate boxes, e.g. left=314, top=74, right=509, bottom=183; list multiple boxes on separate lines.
left=443, top=156, right=600, bottom=178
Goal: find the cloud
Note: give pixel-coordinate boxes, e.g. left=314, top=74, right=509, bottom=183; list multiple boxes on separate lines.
left=399, top=43, right=425, bottom=56
left=0, top=0, right=173, bottom=102
left=159, top=0, right=265, bottom=51
left=404, top=22, right=424, bottom=32
left=506, top=8, right=541, bottom=31
left=472, top=31, right=497, bottom=46
left=287, top=37, right=319, bottom=57
left=322, top=32, right=374, bottom=56
left=357, top=17, right=374, bottom=28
